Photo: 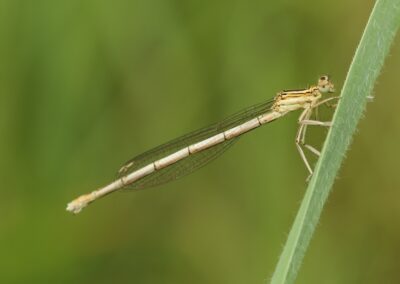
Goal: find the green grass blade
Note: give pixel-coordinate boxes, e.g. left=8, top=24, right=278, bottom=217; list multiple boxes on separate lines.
left=270, top=1, right=400, bottom=283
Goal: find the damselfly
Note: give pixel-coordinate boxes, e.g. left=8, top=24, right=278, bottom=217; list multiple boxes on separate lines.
left=67, top=75, right=337, bottom=214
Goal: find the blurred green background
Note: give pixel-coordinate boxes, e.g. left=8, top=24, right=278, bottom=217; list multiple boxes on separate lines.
left=1, top=0, right=400, bottom=283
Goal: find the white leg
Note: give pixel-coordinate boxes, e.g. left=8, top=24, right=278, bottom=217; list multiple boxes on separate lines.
left=300, top=109, right=312, bottom=144
left=296, top=108, right=314, bottom=176
left=301, top=118, right=322, bottom=156
left=314, top=106, right=319, bottom=121
left=304, top=96, right=340, bottom=126
left=300, top=120, right=332, bottom=127
left=295, top=97, right=340, bottom=179
left=295, top=107, right=328, bottom=179
left=296, top=139, right=313, bottom=176
left=303, top=144, right=321, bottom=156
left=313, top=96, right=341, bottom=108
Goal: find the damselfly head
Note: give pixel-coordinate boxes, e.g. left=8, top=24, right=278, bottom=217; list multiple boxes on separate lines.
left=318, top=75, right=335, bottom=93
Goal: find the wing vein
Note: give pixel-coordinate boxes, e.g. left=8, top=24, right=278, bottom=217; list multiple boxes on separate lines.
left=117, top=99, right=275, bottom=189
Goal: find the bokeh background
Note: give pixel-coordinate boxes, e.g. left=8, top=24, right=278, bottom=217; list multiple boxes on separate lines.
left=1, top=0, right=400, bottom=283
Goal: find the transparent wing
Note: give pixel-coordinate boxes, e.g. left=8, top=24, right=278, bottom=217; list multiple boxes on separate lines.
left=117, top=98, right=275, bottom=190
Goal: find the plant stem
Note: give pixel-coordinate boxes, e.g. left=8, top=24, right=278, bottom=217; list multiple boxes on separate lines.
left=270, top=0, right=400, bottom=283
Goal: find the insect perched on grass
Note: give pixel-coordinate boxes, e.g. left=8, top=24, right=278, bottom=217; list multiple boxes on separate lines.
left=67, top=75, right=338, bottom=214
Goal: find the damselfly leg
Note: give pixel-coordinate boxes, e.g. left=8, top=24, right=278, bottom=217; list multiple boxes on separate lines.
left=296, top=96, right=340, bottom=180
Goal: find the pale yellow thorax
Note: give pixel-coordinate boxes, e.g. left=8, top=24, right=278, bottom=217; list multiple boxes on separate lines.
left=272, top=86, right=321, bottom=113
